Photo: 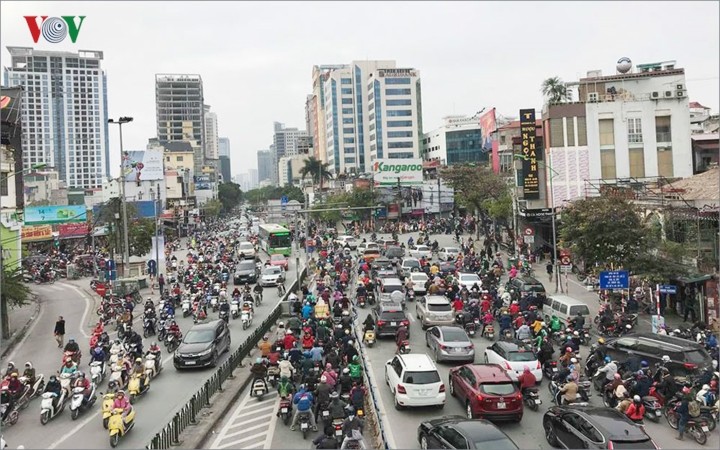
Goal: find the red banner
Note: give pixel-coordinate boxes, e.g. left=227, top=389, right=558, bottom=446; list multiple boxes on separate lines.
left=58, top=223, right=89, bottom=238
left=479, top=108, right=500, bottom=174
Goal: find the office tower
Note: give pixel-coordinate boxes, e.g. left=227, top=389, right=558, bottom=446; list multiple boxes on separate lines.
left=257, top=149, right=273, bottom=183
left=271, top=122, right=307, bottom=184
left=204, top=105, right=219, bottom=160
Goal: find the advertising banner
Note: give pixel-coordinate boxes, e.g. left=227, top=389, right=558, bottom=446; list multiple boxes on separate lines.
left=386, top=203, right=400, bottom=219
left=519, top=109, right=540, bottom=199
left=122, top=149, right=164, bottom=183
left=21, top=225, right=53, bottom=242
left=372, top=159, right=423, bottom=186
left=58, top=223, right=89, bottom=238
left=24, top=205, right=87, bottom=225
left=479, top=108, right=500, bottom=174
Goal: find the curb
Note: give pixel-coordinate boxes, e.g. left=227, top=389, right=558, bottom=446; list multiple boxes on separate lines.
left=0, top=294, right=41, bottom=360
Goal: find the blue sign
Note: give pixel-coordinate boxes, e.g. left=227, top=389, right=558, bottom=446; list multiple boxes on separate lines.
left=147, top=259, right=157, bottom=276
left=281, top=195, right=288, bottom=211
left=106, top=259, right=116, bottom=271
left=599, top=270, right=629, bottom=290
left=659, top=284, right=677, bottom=294
left=24, top=205, right=87, bottom=225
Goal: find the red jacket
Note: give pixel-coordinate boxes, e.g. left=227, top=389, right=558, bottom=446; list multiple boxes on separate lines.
left=518, top=372, right=536, bottom=390
left=509, top=304, right=520, bottom=315
left=626, top=403, right=645, bottom=420
left=452, top=299, right=464, bottom=312
left=302, top=335, right=314, bottom=349
left=283, top=334, right=297, bottom=350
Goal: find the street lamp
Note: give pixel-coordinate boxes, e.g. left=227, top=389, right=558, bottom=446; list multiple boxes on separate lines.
left=0, top=162, right=48, bottom=183
left=108, top=116, right=133, bottom=277
left=514, top=154, right=561, bottom=293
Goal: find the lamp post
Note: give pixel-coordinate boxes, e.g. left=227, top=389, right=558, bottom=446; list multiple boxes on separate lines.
left=150, top=183, right=161, bottom=277
left=108, top=117, right=133, bottom=277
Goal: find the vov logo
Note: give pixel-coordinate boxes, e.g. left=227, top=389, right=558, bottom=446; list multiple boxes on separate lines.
left=24, top=16, right=86, bottom=44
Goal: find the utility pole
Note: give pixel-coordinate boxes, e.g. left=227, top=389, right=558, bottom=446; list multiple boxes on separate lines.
left=108, top=117, right=133, bottom=277
left=154, top=183, right=161, bottom=276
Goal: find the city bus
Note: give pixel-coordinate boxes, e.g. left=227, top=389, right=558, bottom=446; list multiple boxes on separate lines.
left=258, top=224, right=292, bottom=257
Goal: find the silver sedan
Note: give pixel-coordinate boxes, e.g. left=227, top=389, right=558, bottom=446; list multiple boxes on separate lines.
left=425, top=325, right=475, bottom=363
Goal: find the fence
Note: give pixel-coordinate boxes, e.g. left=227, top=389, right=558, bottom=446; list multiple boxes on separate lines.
left=146, top=268, right=306, bottom=449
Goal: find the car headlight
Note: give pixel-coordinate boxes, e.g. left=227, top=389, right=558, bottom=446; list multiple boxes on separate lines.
left=197, top=348, right=213, bottom=357
left=174, top=350, right=181, bottom=357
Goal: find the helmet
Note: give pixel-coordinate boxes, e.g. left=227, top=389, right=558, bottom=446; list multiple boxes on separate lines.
left=604, top=356, right=612, bottom=363
left=10, top=373, right=18, bottom=378
left=49, top=375, right=57, bottom=382
left=566, top=347, right=572, bottom=353
left=682, top=386, right=691, bottom=395
left=343, top=368, right=350, bottom=374
left=348, top=340, right=354, bottom=345
left=278, top=322, right=284, bottom=327
left=330, top=391, right=339, bottom=399
left=263, top=335, right=268, bottom=341
left=640, top=360, right=649, bottom=368
left=573, top=331, right=579, bottom=337
left=117, top=390, right=125, bottom=396
left=633, top=395, right=641, bottom=403
left=320, top=376, right=327, bottom=383
left=7, top=362, right=15, bottom=368
left=637, top=370, right=644, bottom=377
left=598, top=338, right=605, bottom=344
left=662, top=355, right=670, bottom=363
left=255, top=358, right=262, bottom=364
left=571, top=358, right=578, bottom=364
left=614, top=373, right=621, bottom=380
left=286, top=330, right=293, bottom=335
left=325, top=363, right=332, bottom=369
left=68, top=338, right=75, bottom=343
left=77, top=372, right=85, bottom=378
left=625, top=324, right=632, bottom=330
left=24, top=362, right=32, bottom=368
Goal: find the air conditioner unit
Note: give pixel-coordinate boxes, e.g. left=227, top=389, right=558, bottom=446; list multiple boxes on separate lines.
left=676, top=84, right=684, bottom=91
left=650, top=91, right=660, bottom=99
left=587, top=92, right=599, bottom=102
left=676, top=90, right=686, bottom=98
left=664, top=91, right=673, bottom=98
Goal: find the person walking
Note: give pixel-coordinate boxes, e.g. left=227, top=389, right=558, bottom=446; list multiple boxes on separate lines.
left=54, top=316, right=66, bottom=348
left=546, top=260, right=554, bottom=282
left=158, top=274, right=165, bottom=295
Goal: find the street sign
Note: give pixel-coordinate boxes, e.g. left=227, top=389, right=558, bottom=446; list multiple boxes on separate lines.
left=147, top=259, right=157, bottom=276
left=599, top=270, right=629, bottom=290
left=651, top=315, right=666, bottom=333
left=659, top=284, right=677, bottom=294
left=520, top=208, right=554, bottom=218
left=281, top=195, right=288, bottom=211
left=523, top=235, right=535, bottom=244
left=524, top=227, right=534, bottom=236
left=560, top=264, right=572, bottom=273
left=560, top=256, right=571, bottom=266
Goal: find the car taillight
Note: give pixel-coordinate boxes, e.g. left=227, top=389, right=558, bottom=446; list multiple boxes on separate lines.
left=607, top=441, right=613, bottom=450
left=439, top=384, right=445, bottom=393
left=516, top=393, right=523, bottom=401
left=537, top=361, right=541, bottom=370
left=505, top=361, right=512, bottom=370
left=550, top=361, right=557, bottom=366
left=397, top=384, right=406, bottom=394
left=683, top=363, right=697, bottom=370
left=377, top=320, right=385, bottom=327
left=468, top=343, right=474, bottom=349
left=477, top=394, right=484, bottom=403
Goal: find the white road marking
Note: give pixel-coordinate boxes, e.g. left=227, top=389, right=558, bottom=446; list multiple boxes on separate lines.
left=210, top=388, right=279, bottom=449
left=216, top=431, right=267, bottom=449
left=47, top=411, right=97, bottom=449
left=67, top=284, right=93, bottom=338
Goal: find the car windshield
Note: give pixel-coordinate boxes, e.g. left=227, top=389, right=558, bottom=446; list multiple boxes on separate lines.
left=239, top=243, right=253, bottom=249
left=416, top=246, right=429, bottom=251
left=380, top=311, right=406, bottom=321
left=569, top=305, right=590, bottom=316
left=685, top=349, right=710, bottom=364
left=412, top=274, right=428, bottom=282
left=473, top=438, right=518, bottom=450
left=264, top=267, right=282, bottom=275
left=441, top=328, right=469, bottom=342
left=404, top=260, right=420, bottom=268
left=184, top=330, right=215, bottom=344
left=238, top=262, right=255, bottom=270
left=480, top=383, right=516, bottom=396
left=608, top=440, right=655, bottom=449
left=403, top=371, right=440, bottom=385
left=428, top=303, right=452, bottom=312
left=525, top=284, right=546, bottom=293
left=445, top=248, right=459, bottom=253
left=364, top=249, right=379, bottom=255
left=460, top=274, right=480, bottom=282
left=507, top=351, right=537, bottom=362
left=382, top=285, right=402, bottom=293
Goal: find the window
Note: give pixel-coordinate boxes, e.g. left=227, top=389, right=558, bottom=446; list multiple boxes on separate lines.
left=341, top=98, right=353, bottom=105
left=389, top=152, right=414, bottom=159
left=480, top=383, right=516, bottom=396
left=386, top=110, right=412, bottom=117
left=385, top=88, right=411, bottom=96
left=437, top=427, right=468, bottom=449
left=341, top=88, right=353, bottom=95
left=628, top=117, right=643, bottom=143
left=566, top=117, right=576, bottom=146
left=601, top=149, right=616, bottom=179
left=343, top=137, right=355, bottom=144
left=341, top=78, right=352, bottom=85
left=388, top=141, right=413, bottom=149
left=549, top=119, right=564, bottom=147
left=577, top=116, right=588, bottom=146
left=342, top=108, right=353, bottom=114
left=342, top=118, right=354, bottom=124
left=403, top=371, right=440, bottom=385
left=658, top=146, right=674, bottom=177
left=629, top=148, right=645, bottom=178
left=343, top=127, right=354, bottom=134
left=599, top=119, right=614, bottom=146
left=387, top=120, right=412, bottom=127
left=385, top=77, right=411, bottom=85
left=388, top=130, right=413, bottom=138
left=386, top=99, right=411, bottom=106
left=0, top=172, right=8, bottom=196
left=655, top=116, right=672, bottom=142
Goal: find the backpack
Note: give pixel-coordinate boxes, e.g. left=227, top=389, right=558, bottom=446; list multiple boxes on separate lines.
left=688, top=400, right=701, bottom=417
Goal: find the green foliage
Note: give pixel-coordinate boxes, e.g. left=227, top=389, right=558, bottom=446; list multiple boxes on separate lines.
left=244, top=185, right=304, bottom=205
left=202, top=199, right=222, bottom=219
left=218, top=182, right=243, bottom=212
left=127, top=218, right=155, bottom=257
left=1, top=268, right=32, bottom=339
left=541, top=76, right=570, bottom=104
left=299, top=157, right=333, bottom=189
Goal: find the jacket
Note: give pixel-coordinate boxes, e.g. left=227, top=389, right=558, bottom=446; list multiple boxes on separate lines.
left=293, top=390, right=314, bottom=412
left=560, top=382, right=578, bottom=402
left=626, top=402, right=645, bottom=420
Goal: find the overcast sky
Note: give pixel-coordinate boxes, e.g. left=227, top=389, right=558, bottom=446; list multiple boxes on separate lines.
left=2, top=1, right=718, bottom=179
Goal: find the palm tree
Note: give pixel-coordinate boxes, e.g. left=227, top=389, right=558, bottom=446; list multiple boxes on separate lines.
left=299, top=157, right=333, bottom=190
left=541, top=77, right=570, bottom=104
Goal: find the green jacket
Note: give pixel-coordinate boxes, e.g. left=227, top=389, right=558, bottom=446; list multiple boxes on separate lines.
left=349, top=362, right=362, bottom=378
left=550, top=317, right=562, bottom=331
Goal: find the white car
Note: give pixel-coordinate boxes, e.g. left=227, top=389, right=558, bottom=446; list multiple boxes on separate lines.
left=408, top=245, right=432, bottom=259
left=438, top=247, right=461, bottom=261
left=400, top=258, right=422, bottom=277
left=385, top=354, right=445, bottom=409
left=484, top=341, right=543, bottom=383
left=259, top=266, right=285, bottom=287
left=457, top=272, right=482, bottom=290
left=335, top=235, right=358, bottom=250
left=407, top=272, right=428, bottom=295
left=357, top=242, right=379, bottom=254
left=237, top=242, right=256, bottom=259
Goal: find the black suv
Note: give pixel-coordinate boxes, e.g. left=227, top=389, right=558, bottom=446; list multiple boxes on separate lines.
left=543, top=405, right=658, bottom=449
left=174, top=320, right=231, bottom=369
left=509, top=276, right=546, bottom=300
left=234, top=259, right=259, bottom=284
left=605, top=332, right=713, bottom=377
left=372, top=301, right=409, bottom=337
left=384, top=245, right=405, bottom=263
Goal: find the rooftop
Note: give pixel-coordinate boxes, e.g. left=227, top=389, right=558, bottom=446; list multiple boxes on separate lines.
left=689, top=102, right=711, bottom=109
left=665, top=167, right=719, bottom=201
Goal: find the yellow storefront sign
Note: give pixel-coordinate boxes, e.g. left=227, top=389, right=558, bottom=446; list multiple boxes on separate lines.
left=22, top=225, right=53, bottom=242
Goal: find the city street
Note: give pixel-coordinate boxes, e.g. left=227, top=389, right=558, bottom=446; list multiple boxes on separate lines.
left=1, top=244, right=302, bottom=450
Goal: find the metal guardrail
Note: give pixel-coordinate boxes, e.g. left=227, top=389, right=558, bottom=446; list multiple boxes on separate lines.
left=146, top=268, right=307, bottom=449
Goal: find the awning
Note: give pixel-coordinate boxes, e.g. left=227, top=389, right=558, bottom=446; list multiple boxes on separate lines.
left=675, top=274, right=715, bottom=284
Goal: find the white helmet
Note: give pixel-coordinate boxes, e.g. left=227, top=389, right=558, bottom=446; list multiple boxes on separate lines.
left=662, top=355, right=670, bottom=363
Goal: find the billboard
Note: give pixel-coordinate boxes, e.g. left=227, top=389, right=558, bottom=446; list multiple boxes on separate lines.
left=59, top=223, right=89, bottom=238
left=372, top=158, right=423, bottom=186
left=519, top=109, right=540, bottom=200
left=21, top=225, right=53, bottom=242
left=479, top=108, right=500, bottom=174
left=24, top=205, right=87, bottom=225
left=122, top=149, right=164, bottom=183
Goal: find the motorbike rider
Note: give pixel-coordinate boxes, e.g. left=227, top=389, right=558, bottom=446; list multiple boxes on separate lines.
left=616, top=391, right=632, bottom=413
left=315, top=376, right=332, bottom=414
left=558, top=375, right=578, bottom=405
left=625, top=395, right=645, bottom=423
left=593, top=338, right=608, bottom=361
left=22, top=362, right=36, bottom=387
left=131, top=357, right=148, bottom=387
left=395, top=324, right=409, bottom=353
left=168, top=320, right=181, bottom=339
left=290, top=385, right=318, bottom=432
left=72, top=371, right=93, bottom=401
left=60, top=358, right=78, bottom=377
left=112, top=390, right=133, bottom=420
left=313, top=424, right=340, bottom=449
left=218, top=298, right=230, bottom=316
left=64, top=338, right=80, bottom=355
left=6, top=373, right=22, bottom=400
left=341, top=408, right=365, bottom=439
left=146, top=342, right=162, bottom=373
left=250, top=358, right=269, bottom=392
left=632, top=370, right=652, bottom=398
left=253, top=283, right=264, bottom=302
left=571, top=312, right=586, bottom=332
left=621, top=351, right=641, bottom=375
left=597, top=357, right=618, bottom=383
left=499, top=311, right=512, bottom=336
left=517, top=366, right=536, bottom=397
left=549, top=315, right=563, bottom=336
left=90, top=346, right=106, bottom=371
left=362, top=315, right=375, bottom=333
left=43, top=375, right=63, bottom=409
left=3, top=362, right=17, bottom=378
left=516, top=322, right=532, bottom=341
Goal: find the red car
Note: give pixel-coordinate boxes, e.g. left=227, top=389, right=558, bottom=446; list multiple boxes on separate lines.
left=448, top=363, right=523, bottom=422
left=269, top=254, right=289, bottom=271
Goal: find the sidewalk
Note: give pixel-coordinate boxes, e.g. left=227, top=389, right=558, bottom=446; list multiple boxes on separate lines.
left=1, top=294, right=41, bottom=360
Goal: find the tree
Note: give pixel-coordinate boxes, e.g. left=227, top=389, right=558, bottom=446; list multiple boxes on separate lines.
left=1, top=268, right=32, bottom=339
left=218, top=182, right=243, bottom=212
left=127, top=218, right=154, bottom=257
left=559, top=197, right=650, bottom=270
left=300, top=157, right=333, bottom=190
left=541, top=76, right=570, bottom=104
left=95, top=199, right=153, bottom=257
left=244, top=185, right=304, bottom=205
left=202, top=199, right=222, bottom=219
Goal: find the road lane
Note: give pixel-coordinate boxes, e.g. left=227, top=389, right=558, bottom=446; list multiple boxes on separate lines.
left=2, top=249, right=302, bottom=450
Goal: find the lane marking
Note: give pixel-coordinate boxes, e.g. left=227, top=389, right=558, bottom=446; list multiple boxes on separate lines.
left=66, top=284, right=93, bottom=338
left=211, top=387, right=279, bottom=449
left=47, top=411, right=97, bottom=449
left=221, top=422, right=270, bottom=440
left=216, top=431, right=267, bottom=449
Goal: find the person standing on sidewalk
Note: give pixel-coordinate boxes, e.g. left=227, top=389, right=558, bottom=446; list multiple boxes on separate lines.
left=54, top=316, right=66, bottom=348
left=158, top=274, right=165, bottom=295
left=546, top=260, right=554, bottom=282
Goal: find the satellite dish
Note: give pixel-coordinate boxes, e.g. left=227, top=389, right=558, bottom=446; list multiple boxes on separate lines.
left=616, top=57, right=632, bottom=74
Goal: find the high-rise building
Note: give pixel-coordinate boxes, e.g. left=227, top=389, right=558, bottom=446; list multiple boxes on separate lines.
left=271, top=122, right=308, bottom=184
left=155, top=74, right=205, bottom=174
left=257, top=149, right=273, bottom=183
left=204, top=105, right=219, bottom=160
left=4, top=46, right=110, bottom=188
left=218, top=137, right=230, bottom=157
left=248, top=168, right=258, bottom=187
left=310, top=65, right=349, bottom=165
left=423, top=116, right=487, bottom=166
left=218, top=137, right=231, bottom=183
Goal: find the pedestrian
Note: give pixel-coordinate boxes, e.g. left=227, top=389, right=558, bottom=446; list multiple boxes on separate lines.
left=158, top=273, right=165, bottom=294
left=54, top=316, right=66, bottom=348
left=683, top=286, right=697, bottom=323
left=546, top=260, right=554, bottom=282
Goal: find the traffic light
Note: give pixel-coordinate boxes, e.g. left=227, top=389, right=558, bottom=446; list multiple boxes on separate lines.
left=53, top=237, right=60, bottom=248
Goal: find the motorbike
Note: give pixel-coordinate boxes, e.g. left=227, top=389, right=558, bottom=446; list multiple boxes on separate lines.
left=297, top=411, right=312, bottom=439
left=642, top=396, right=662, bottom=423
left=254, top=293, right=262, bottom=307
left=219, top=309, right=229, bottom=324
left=144, top=353, right=162, bottom=380
left=90, top=361, right=106, bottom=386
left=230, top=300, right=240, bottom=319
left=0, top=401, right=18, bottom=427
left=543, top=361, right=559, bottom=380
left=501, top=327, right=514, bottom=341
left=210, top=296, right=219, bottom=312
left=109, top=363, right=127, bottom=390
left=63, top=350, right=82, bottom=366
left=182, top=299, right=191, bottom=318
left=250, top=378, right=267, bottom=401
left=523, top=387, right=542, bottom=411
left=127, top=373, right=150, bottom=403
left=108, top=406, right=136, bottom=448
left=69, top=384, right=97, bottom=420
left=279, top=397, right=292, bottom=425
left=666, top=406, right=711, bottom=445
left=267, top=366, right=280, bottom=388
left=483, top=324, right=495, bottom=340
left=464, top=321, right=477, bottom=337
left=241, top=310, right=252, bottom=330
left=332, top=418, right=344, bottom=438
left=165, top=333, right=180, bottom=353
left=363, top=330, right=376, bottom=347
left=143, top=317, right=156, bottom=338
left=100, top=383, right=118, bottom=429
left=14, top=375, right=44, bottom=409
left=357, top=295, right=366, bottom=308
left=40, top=389, right=67, bottom=425
left=398, top=340, right=411, bottom=354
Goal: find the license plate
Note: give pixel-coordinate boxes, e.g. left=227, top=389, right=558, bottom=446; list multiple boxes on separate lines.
left=185, top=361, right=196, bottom=365
left=301, top=423, right=308, bottom=430
left=702, top=426, right=709, bottom=432
left=656, top=410, right=662, bottom=416
left=323, top=410, right=329, bottom=417
left=281, top=407, right=288, bottom=413
left=534, top=399, right=542, bottom=404
left=453, top=348, right=463, bottom=353
left=552, top=368, right=558, bottom=372
left=255, top=390, right=263, bottom=395
left=497, top=402, right=506, bottom=409
left=391, top=322, right=397, bottom=326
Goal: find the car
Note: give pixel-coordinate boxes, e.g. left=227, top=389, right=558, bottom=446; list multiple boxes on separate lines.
left=604, top=332, right=713, bottom=377
left=233, top=259, right=259, bottom=284
left=457, top=272, right=482, bottom=290
left=509, top=276, right=546, bottom=300
left=377, top=277, right=404, bottom=302
left=237, top=242, right=256, bottom=259
left=418, top=416, right=519, bottom=450
left=448, top=363, right=523, bottom=422
left=357, top=241, right=379, bottom=254
left=438, top=261, right=457, bottom=276
left=362, top=247, right=381, bottom=263
left=174, top=320, right=231, bottom=369
left=384, top=245, right=405, bottom=262
left=543, top=405, right=659, bottom=449
left=408, top=244, right=432, bottom=259
left=426, top=326, right=475, bottom=363
left=335, top=235, right=358, bottom=250
left=484, top=341, right=542, bottom=383
left=385, top=354, right=445, bottom=409
left=407, top=272, right=429, bottom=295
left=269, top=253, right=289, bottom=271
left=438, top=247, right=461, bottom=261
left=372, top=302, right=409, bottom=337
left=371, top=256, right=394, bottom=271
left=375, top=268, right=399, bottom=282
left=401, top=257, right=422, bottom=277
left=259, top=265, right=285, bottom=287
left=377, top=238, right=400, bottom=250
left=416, top=295, right=456, bottom=329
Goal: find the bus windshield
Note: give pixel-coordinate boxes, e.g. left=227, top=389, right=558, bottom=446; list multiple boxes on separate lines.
left=269, top=233, right=291, bottom=248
